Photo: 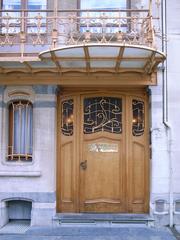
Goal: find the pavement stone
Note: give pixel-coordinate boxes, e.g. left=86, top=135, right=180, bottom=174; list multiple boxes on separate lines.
left=0, top=226, right=177, bottom=240
left=175, top=226, right=180, bottom=234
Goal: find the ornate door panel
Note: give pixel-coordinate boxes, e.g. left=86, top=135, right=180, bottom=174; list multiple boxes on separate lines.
left=57, top=95, right=79, bottom=212
left=79, top=96, right=126, bottom=212
left=127, top=96, right=149, bottom=213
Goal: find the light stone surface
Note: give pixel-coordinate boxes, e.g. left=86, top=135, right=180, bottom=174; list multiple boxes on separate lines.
left=0, top=86, right=57, bottom=227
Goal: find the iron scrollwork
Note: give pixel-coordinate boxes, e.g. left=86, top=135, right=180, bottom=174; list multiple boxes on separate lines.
left=84, top=97, right=122, bottom=134
left=61, top=99, right=74, bottom=136
left=132, top=99, right=144, bottom=136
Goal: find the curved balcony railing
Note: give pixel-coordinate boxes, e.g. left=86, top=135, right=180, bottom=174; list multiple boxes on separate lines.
left=0, top=9, right=157, bottom=56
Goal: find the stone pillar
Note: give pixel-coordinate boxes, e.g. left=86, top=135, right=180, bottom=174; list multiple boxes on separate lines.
left=31, top=85, right=58, bottom=226
left=0, top=86, right=8, bottom=228
left=0, top=86, right=5, bottom=171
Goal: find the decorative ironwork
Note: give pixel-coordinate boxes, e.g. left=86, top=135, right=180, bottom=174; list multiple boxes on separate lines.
left=0, top=8, right=158, bottom=56
left=84, top=97, right=122, bottom=134
left=132, top=99, right=144, bottom=136
left=61, top=99, right=74, bottom=136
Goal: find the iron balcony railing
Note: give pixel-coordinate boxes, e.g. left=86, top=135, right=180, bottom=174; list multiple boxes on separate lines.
left=0, top=9, right=158, bottom=56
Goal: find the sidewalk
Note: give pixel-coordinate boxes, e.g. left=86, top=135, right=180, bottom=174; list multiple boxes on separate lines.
left=0, top=224, right=177, bottom=240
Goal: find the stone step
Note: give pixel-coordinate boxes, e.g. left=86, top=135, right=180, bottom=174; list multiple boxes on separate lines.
left=53, top=214, right=154, bottom=226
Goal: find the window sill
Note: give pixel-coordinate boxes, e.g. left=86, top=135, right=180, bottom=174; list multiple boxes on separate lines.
left=2, top=160, right=34, bottom=166
left=0, top=171, right=41, bottom=177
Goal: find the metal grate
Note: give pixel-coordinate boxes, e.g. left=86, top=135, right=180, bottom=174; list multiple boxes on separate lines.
left=84, top=97, right=122, bottom=134
left=61, top=99, right=74, bottom=136
left=132, top=99, right=144, bottom=137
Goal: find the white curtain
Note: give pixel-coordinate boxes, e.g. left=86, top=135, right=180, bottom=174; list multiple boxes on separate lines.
left=13, top=103, right=33, bottom=155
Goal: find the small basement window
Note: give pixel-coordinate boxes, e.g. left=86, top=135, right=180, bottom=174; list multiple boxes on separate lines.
left=7, top=100, right=33, bottom=161
left=8, top=200, right=32, bottom=221
left=175, top=200, right=180, bottom=213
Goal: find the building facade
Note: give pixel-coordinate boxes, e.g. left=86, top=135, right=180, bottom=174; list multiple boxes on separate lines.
left=0, top=0, right=180, bottom=227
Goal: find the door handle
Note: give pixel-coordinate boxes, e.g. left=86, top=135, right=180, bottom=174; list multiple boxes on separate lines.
left=80, top=160, right=87, bottom=170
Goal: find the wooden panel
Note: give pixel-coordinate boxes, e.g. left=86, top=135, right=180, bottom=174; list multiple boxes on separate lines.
left=81, top=139, right=123, bottom=212
left=0, top=72, right=157, bottom=86
left=132, top=142, right=145, bottom=204
left=61, top=142, right=73, bottom=203
left=80, top=138, right=125, bottom=212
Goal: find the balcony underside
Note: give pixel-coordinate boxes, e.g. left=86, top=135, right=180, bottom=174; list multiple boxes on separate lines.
left=0, top=44, right=165, bottom=86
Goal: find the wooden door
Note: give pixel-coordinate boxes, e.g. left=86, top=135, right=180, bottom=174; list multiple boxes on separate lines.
left=57, top=90, right=149, bottom=213
left=79, top=95, right=126, bottom=212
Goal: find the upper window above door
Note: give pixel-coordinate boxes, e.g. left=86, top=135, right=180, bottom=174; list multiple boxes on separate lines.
left=84, top=97, right=122, bottom=134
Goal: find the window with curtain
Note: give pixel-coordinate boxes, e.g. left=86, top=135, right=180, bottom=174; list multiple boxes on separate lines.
left=8, top=100, right=33, bottom=161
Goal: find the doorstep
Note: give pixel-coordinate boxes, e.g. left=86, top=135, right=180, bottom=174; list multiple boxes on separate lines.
left=53, top=213, right=155, bottom=226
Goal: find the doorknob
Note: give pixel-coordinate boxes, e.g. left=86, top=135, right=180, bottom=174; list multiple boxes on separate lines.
left=80, top=160, right=87, bottom=170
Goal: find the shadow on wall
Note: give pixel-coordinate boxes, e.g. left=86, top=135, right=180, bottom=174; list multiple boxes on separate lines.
left=7, top=200, right=32, bottom=221
left=1, top=200, right=32, bottom=227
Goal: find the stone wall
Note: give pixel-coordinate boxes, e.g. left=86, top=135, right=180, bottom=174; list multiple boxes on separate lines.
left=0, top=85, right=57, bottom=227
left=149, top=0, right=180, bottom=226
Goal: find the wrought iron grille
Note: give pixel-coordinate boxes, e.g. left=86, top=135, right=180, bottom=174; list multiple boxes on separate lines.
left=132, top=99, right=144, bottom=136
left=84, top=97, right=122, bottom=134
left=61, top=99, right=74, bottom=136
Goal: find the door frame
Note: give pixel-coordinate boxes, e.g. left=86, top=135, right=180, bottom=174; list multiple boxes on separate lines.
left=56, top=88, right=150, bottom=213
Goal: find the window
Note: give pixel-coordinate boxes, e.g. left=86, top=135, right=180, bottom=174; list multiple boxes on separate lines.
left=132, top=99, right=144, bottom=137
left=84, top=97, right=122, bottom=134
left=79, top=0, right=131, bottom=34
left=61, top=99, right=74, bottom=136
left=2, top=0, right=46, bottom=11
left=1, top=0, right=47, bottom=34
left=80, top=0, right=128, bottom=9
left=8, top=100, right=33, bottom=161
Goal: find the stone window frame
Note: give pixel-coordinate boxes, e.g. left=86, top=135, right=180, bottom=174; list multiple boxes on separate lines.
left=1, top=87, right=35, bottom=166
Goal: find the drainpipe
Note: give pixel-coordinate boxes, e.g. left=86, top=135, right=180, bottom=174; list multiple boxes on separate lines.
left=161, top=0, right=173, bottom=227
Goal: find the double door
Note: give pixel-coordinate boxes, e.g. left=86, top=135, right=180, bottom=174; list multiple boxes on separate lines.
left=57, top=91, right=149, bottom=213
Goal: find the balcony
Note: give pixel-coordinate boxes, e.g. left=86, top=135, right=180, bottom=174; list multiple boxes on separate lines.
left=0, top=8, right=165, bottom=85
